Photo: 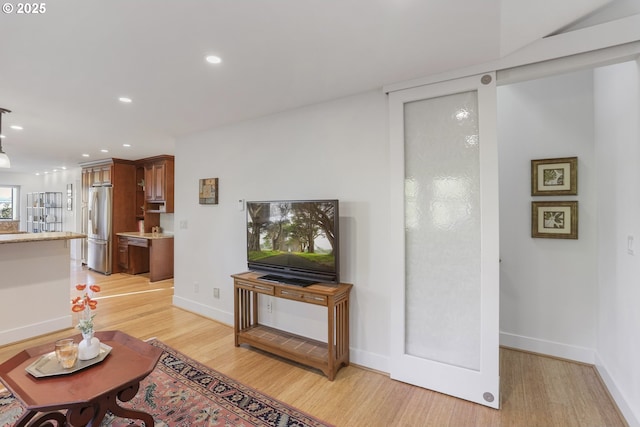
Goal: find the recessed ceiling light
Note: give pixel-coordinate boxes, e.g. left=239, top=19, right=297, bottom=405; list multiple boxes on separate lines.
left=61, top=166, right=67, bottom=170
left=205, top=55, right=222, bottom=64
left=123, top=144, right=131, bottom=148
left=10, top=125, right=23, bottom=130
left=0, top=134, right=4, bottom=139
left=119, top=97, right=133, bottom=103
left=101, top=149, right=109, bottom=153
left=82, top=153, right=90, bottom=157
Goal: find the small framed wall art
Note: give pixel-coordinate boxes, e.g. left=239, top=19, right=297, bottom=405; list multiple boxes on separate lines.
left=531, top=156, right=577, bottom=196
left=199, top=178, right=219, bottom=205
left=531, top=201, right=578, bottom=239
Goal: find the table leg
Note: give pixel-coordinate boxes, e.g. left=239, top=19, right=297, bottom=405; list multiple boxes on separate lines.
left=34, top=382, right=153, bottom=427
left=64, top=382, right=152, bottom=426
left=105, top=381, right=155, bottom=427
left=14, top=410, right=65, bottom=427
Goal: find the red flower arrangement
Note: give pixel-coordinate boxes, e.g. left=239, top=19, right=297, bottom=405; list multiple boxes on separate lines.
left=71, top=284, right=101, bottom=334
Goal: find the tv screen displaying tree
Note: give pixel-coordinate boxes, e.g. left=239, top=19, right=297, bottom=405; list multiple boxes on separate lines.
left=246, top=200, right=339, bottom=283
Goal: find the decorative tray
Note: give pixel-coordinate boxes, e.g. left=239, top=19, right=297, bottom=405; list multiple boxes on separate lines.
left=25, top=343, right=113, bottom=378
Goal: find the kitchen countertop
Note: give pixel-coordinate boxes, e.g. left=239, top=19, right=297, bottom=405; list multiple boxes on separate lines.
left=0, top=231, right=86, bottom=244
left=116, top=232, right=174, bottom=240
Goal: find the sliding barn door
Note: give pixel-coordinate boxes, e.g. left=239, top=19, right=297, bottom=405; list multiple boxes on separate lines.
left=388, top=73, right=500, bottom=408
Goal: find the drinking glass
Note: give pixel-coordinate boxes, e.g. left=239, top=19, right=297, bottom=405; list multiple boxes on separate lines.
left=55, top=339, right=78, bottom=369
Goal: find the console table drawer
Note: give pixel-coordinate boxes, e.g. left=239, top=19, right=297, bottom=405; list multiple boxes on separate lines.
left=277, top=288, right=327, bottom=306
left=235, top=280, right=274, bottom=295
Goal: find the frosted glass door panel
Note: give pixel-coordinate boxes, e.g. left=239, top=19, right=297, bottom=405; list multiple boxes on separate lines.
left=404, top=92, right=481, bottom=370
left=389, top=73, right=499, bottom=408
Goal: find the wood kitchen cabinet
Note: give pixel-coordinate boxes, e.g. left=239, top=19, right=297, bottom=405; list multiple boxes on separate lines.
left=117, top=236, right=129, bottom=270
left=92, top=164, right=112, bottom=185
left=116, top=233, right=173, bottom=282
left=117, top=235, right=150, bottom=275
left=145, top=161, right=165, bottom=201
left=142, top=155, right=174, bottom=213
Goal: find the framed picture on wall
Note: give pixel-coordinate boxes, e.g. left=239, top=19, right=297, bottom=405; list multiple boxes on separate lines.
left=199, top=178, right=219, bottom=205
left=531, top=201, right=578, bottom=239
left=531, top=156, right=577, bottom=196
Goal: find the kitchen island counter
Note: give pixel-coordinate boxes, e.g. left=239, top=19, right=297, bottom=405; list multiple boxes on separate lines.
left=0, top=231, right=85, bottom=244
left=0, top=232, right=86, bottom=345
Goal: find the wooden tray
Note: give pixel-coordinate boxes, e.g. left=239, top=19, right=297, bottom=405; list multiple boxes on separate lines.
left=25, top=343, right=112, bottom=378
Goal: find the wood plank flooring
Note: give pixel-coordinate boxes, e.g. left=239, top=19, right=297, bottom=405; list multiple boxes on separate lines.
left=0, top=264, right=627, bottom=427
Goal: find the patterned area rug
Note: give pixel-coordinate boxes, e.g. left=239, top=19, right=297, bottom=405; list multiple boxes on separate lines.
left=0, top=339, right=334, bottom=427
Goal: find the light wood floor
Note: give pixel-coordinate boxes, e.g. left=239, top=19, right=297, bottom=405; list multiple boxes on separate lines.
left=0, top=265, right=627, bottom=427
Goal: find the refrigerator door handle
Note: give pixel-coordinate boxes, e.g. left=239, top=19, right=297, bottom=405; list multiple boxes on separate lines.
left=89, top=189, right=98, bottom=235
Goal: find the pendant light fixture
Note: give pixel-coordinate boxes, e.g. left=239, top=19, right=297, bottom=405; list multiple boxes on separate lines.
left=0, top=108, right=11, bottom=168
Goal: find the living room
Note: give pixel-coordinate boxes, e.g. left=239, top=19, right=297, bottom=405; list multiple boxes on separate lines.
left=1, top=2, right=639, bottom=426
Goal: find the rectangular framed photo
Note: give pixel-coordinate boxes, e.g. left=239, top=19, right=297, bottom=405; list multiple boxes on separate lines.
left=531, top=156, right=577, bottom=196
left=199, top=178, right=218, bottom=205
left=531, top=201, right=578, bottom=239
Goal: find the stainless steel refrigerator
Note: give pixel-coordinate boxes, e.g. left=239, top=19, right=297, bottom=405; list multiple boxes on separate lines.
left=87, top=185, right=113, bottom=275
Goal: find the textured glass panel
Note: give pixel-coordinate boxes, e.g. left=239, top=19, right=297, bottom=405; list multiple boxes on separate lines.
left=404, top=91, right=481, bottom=370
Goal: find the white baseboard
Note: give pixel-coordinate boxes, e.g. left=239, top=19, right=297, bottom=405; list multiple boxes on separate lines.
left=0, top=315, right=72, bottom=346
left=499, top=331, right=595, bottom=364
left=350, top=347, right=389, bottom=373
left=595, top=353, right=640, bottom=427
left=172, top=295, right=234, bottom=326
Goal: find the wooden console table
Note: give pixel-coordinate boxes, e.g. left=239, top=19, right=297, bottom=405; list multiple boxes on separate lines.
left=232, top=272, right=352, bottom=380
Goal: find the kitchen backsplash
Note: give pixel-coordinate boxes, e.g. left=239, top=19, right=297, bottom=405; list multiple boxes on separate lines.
left=159, top=213, right=174, bottom=234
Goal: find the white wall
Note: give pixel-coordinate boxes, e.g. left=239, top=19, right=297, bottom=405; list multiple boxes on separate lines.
left=40, top=169, right=82, bottom=235
left=174, top=90, right=392, bottom=370
left=0, top=168, right=83, bottom=258
left=497, top=71, right=598, bottom=362
left=594, top=59, right=640, bottom=427
left=497, top=62, right=640, bottom=426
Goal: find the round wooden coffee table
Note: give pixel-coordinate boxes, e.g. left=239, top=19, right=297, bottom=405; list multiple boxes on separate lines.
left=0, top=330, right=162, bottom=427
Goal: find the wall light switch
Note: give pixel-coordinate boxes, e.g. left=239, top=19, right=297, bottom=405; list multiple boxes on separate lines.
left=628, top=235, right=634, bottom=255
left=238, top=199, right=245, bottom=211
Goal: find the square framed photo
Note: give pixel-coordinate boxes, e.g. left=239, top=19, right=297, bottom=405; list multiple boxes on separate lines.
left=531, top=201, right=578, bottom=239
left=531, top=156, right=577, bottom=196
left=199, top=178, right=218, bottom=205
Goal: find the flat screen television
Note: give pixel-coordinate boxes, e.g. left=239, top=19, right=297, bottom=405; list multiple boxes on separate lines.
left=246, top=199, right=339, bottom=285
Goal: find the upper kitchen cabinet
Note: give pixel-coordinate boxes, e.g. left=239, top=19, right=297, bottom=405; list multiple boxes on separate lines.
left=141, top=155, right=174, bottom=213
left=92, top=164, right=112, bottom=185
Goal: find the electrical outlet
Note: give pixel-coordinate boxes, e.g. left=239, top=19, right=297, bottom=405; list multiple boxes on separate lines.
left=180, top=220, right=188, bottom=229
left=213, top=288, right=220, bottom=299
left=194, top=282, right=199, bottom=293
left=267, top=301, right=273, bottom=313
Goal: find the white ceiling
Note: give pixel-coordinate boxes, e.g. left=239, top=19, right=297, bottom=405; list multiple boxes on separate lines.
left=0, top=0, right=636, bottom=174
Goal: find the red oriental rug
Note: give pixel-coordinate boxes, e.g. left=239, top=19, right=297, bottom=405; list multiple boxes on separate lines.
left=0, top=339, right=334, bottom=427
